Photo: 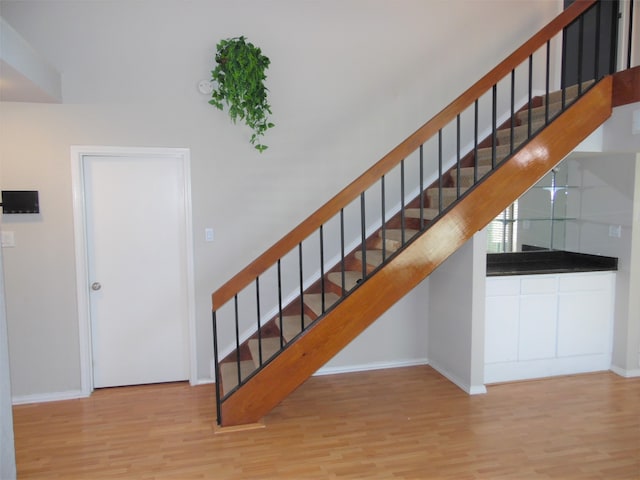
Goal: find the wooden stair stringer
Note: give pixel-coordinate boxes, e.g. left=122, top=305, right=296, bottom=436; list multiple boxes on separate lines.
left=219, top=76, right=613, bottom=427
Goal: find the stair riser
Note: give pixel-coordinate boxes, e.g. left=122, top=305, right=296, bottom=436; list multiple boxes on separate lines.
left=517, top=102, right=563, bottom=125
left=476, top=145, right=512, bottom=166
left=450, top=166, right=492, bottom=188
left=426, top=188, right=467, bottom=209
left=496, top=121, right=545, bottom=146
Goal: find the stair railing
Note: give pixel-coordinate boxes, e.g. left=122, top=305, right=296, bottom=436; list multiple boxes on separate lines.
left=212, top=0, right=620, bottom=425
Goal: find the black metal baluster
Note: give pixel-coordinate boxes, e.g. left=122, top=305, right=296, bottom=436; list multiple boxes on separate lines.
left=627, top=0, right=634, bottom=70
left=492, top=84, right=497, bottom=169
left=277, top=259, right=284, bottom=348
left=594, top=1, right=601, bottom=80
left=319, top=225, right=325, bottom=313
left=438, top=129, right=443, bottom=213
left=234, top=294, right=241, bottom=386
left=456, top=115, right=461, bottom=199
left=381, top=176, right=387, bottom=262
left=360, top=193, right=367, bottom=280
left=255, top=277, right=262, bottom=366
left=473, top=100, right=478, bottom=183
left=340, top=209, right=346, bottom=295
left=528, top=54, right=533, bottom=138
left=545, top=40, right=551, bottom=123
left=298, top=243, right=304, bottom=331
left=212, top=309, right=221, bottom=424
left=608, top=0, right=619, bottom=74
left=419, top=145, right=425, bottom=229
left=577, top=14, right=584, bottom=95
left=401, top=159, right=406, bottom=245
left=510, top=69, right=515, bottom=154
left=561, top=25, right=568, bottom=108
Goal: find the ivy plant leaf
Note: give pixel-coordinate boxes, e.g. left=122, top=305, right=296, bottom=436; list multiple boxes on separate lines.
left=209, top=36, right=274, bottom=153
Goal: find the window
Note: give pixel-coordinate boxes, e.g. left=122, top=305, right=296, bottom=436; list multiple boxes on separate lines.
left=487, top=201, right=518, bottom=253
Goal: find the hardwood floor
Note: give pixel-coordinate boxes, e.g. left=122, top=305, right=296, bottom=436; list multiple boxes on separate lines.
left=12, top=366, right=640, bottom=479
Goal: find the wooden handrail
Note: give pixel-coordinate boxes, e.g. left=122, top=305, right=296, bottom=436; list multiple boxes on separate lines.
left=212, top=0, right=597, bottom=309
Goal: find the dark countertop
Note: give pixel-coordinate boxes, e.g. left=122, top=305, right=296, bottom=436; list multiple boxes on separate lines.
left=487, top=250, right=618, bottom=276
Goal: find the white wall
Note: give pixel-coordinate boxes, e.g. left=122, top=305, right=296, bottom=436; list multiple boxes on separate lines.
left=562, top=148, right=640, bottom=376
left=0, top=247, right=17, bottom=479
left=319, top=277, right=429, bottom=375
left=0, top=0, right=561, bottom=397
left=428, top=231, right=487, bottom=394
left=600, top=104, right=640, bottom=375
left=628, top=153, right=640, bottom=374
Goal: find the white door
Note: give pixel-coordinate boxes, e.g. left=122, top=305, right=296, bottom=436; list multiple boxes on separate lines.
left=84, top=153, right=190, bottom=388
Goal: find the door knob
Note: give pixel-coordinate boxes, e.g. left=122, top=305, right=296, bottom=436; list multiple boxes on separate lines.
left=91, top=282, right=102, bottom=291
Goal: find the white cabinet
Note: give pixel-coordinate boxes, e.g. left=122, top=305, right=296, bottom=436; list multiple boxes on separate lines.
left=485, top=271, right=615, bottom=383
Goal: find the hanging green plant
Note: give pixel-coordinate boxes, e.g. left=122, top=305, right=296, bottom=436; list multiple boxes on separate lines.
left=209, top=36, right=274, bottom=153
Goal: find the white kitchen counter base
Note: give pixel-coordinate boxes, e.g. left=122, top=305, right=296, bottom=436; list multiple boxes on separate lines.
left=484, top=271, right=615, bottom=384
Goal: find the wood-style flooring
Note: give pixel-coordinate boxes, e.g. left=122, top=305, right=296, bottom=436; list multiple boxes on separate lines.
left=12, top=366, right=640, bottom=479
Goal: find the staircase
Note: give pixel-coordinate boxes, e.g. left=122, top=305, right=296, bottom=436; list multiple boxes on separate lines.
left=212, top=0, right=630, bottom=427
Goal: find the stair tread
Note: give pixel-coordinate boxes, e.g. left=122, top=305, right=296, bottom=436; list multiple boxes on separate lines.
left=220, top=360, right=255, bottom=395
left=304, top=292, right=341, bottom=317
left=248, top=336, right=282, bottom=368
left=541, top=80, right=594, bottom=105
left=517, top=101, right=564, bottom=123
left=382, top=228, right=419, bottom=246
left=327, top=271, right=363, bottom=291
left=281, top=315, right=313, bottom=342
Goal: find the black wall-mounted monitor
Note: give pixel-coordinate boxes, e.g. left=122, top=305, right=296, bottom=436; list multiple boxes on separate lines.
left=1, top=190, right=40, bottom=214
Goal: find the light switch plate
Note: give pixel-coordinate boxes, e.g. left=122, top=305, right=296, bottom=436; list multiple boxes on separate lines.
left=608, top=225, right=622, bottom=238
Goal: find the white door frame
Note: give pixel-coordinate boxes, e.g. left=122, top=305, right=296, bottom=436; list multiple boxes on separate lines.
left=71, top=146, right=197, bottom=396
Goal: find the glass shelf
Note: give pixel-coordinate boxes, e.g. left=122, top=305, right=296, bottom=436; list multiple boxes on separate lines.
left=487, top=160, right=580, bottom=253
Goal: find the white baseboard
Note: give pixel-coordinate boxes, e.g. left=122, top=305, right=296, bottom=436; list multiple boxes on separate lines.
left=194, top=377, right=215, bottom=386
left=485, top=354, right=612, bottom=384
left=429, top=359, right=487, bottom=395
left=610, top=365, right=640, bottom=378
left=314, top=358, right=429, bottom=376
left=12, top=389, right=88, bottom=405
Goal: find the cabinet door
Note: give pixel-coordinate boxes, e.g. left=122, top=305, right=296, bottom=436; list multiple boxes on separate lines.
left=557, top=274, right=613, bottom=357
left=485, top=295, right=520, bottom=363
left=519, top=294, right=557, bottom=360
left=519, top=276, right=557, bottom=360
left=557, top=290, right=611, bottom=356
